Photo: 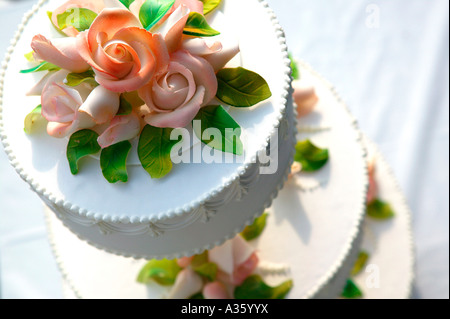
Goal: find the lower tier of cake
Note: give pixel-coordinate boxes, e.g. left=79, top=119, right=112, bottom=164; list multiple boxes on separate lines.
left=48, top=135, right=414, bottom=299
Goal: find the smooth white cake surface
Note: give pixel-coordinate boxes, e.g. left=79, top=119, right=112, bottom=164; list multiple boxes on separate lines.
left=45, top=62, right=375, bottom=299
left=0, top=0, right=295, bottom=258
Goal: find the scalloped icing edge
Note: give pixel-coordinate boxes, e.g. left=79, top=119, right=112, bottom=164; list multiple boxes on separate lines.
left=0, top=0, right=293, bottom=233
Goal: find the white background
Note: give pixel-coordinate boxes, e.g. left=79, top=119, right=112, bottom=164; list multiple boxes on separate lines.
left=0, top=0, right=448, bottom=298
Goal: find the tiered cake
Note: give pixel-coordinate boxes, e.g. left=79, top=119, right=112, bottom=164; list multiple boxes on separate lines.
left=0, top=0, right=383, bottom=299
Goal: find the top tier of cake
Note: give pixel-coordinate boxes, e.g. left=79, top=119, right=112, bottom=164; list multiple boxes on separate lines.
left=0, top=0, right=293, bottom=257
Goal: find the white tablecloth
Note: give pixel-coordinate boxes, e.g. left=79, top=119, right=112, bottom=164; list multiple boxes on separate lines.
left=0, top=0, right=448, bottom=299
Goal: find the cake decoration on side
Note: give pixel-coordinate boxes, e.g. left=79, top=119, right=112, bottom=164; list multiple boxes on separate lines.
left=21, top=0, right=272, bottom=183
left=137, top=213, right=293, bottom=299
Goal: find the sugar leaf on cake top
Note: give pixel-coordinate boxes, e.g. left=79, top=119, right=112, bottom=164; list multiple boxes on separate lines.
left=21, top=0, right=272, bottom=183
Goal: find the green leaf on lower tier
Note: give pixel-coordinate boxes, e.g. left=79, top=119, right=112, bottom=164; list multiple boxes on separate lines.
left=138, top=125, right=180, bottom=179
left=65, top=70, right=97, bottom=87
left=194, top=262, right=218, bottom=282
left=117, top=95, right=133, bottom=116
left=288, top=53, right=300, bottom=80
left=137, top=259, right=182, bottom=286
left=57, top=8, right=98, bottom=32
left=140, top=0, right=176, bottom=31
left=294, top=139, right=329, bottom=172
left=193, top=105, right=243, bottom=155
left=200, top=0, right=221, bottom=15
left=351, top=251, right=370, bottom=276
left=216, top=67, right=272, bottom=107
left=234, top=275, right=293, bottom=299
left=341, top=279, right=363, bottom=299
left=119, top=0, right=135, bottom=8
left=189, top=292, right=205, bottom=299
left=183, top=12, right=220, bottom=37
left=24, top=105, right=44, bottom=134
left=191, top=251, right=209, bottom=268
left=241, top=213, right=268, bottom=241
left=367, top=199, right=395, bottom=220
left=20, top=61, right=60, bottom=74
left=67, top=129, right=101, bottom=175
left=100, top=141, right=132, bottom=183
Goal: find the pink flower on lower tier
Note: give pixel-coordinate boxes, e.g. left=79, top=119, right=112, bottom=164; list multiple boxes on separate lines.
left=292, top=80, right=318, bottom=118
left=138, top=50, right=217, bottom=128
left=97, top=113, right=141, bottom=148
left=203, top=281, right=229, bottom=299
left=208, top=235, right=259, bottom=286
left=367, top=158, right=378, bottom=203
left=41, top=70, right=120, bottom=137
left=76, top=8, right=169, bottom=93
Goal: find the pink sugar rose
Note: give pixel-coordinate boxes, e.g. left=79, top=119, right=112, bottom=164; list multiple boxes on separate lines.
left=137, top=50, right=217, bottom=128
left=203, top=281, right=229, bottom=299
left=367, top=158, right=378, bottom=203
left=97, top=113, right=141, bottom=148
left=167, top=268, right=203, bottom=299
left=76, top=8, right=170, bottom=93
left=31, top=35, right=90, bottom=73
left=41, top=70, right=120, bottom=138
left=292, top=80, right=318, bottom=118
left=208, top=235, right=259, bottom=286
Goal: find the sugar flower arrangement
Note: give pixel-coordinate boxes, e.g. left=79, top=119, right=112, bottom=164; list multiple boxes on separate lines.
left=137, top=213, right=293, bottom=299
left=22, top=0, right=271, bottom=183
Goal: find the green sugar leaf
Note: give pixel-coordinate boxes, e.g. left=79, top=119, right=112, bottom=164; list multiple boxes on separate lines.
left=200, top=0, right=221, bottom=15
left=191, top=251, right=209, bottom=268
left=241, top=213, right=268, bottom=241
left=117, top=95, right=133, bottom=116
left=24, top=105, right=45, bottom=134
left=139, top=0, right=176, bottom=30
left=289, top=53, right=300, bottom=80
left=65, top=70, right=97, bottom=87
left=183, top=12, right=220, bottom=37
left=138, top=125, right=179, bottom=179
left=234, top=275, right=293, bottom=299
left=20, top=61, right=60, bottom=74
left=67, top=129, right=101, bottom=175
left=341, top=279, right=363, bottom=299
left=351, top=251, right=370, bottom=276
left=294, top=139, right=329, bottom=172
left=57, top=8, right=98, bottom=32
left=367, top=199, right=395, bottom=220
left=194, top=262, right=218, bottom=282
left=24, top=51, right=35, bottom=62
left=137, top=259, right=182, bottom=286
left=189, top=292, right=205, bottom=299
left=47, top=11, right=67, bottom=36
left=100, top=141, right=132, bottom=183
left=216, top=67, right=272, bottom=107
left=193, top=105, right=243, bottom=155
left=119, top=0, right=135, bottom=8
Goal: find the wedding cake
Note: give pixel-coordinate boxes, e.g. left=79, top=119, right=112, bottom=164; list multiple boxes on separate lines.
left=0, top=0, right=386, bottom=299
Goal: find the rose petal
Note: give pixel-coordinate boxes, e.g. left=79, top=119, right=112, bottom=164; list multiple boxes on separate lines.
left=41, top=83, right=83, bottom=122
left=167, top=269, right=203, bottom=299
left=31, top=35, right=90, bottom=72
left=204, top=37, right=240, bottom=72
left=232, top=253, right=258, bottom=285
left=203, top=282, right=229, bottom=299
left=157, top=5, right=190, bottom=53
left=171, top=50, right=217, bottom=104
left=367, top=158, right=378, bottom=203
left=97, top=113, right=141, bottom=148
left=208, top=238, right=234, bottom=276
left=144, top=85, right=205, bottom=128
left=26, top=71, right=57, bottom=96
left=182, top=38, right=222, bottom=56
left=78, top=85, right=120, bottom=124
left=175, top=0, right=203, bottom=13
